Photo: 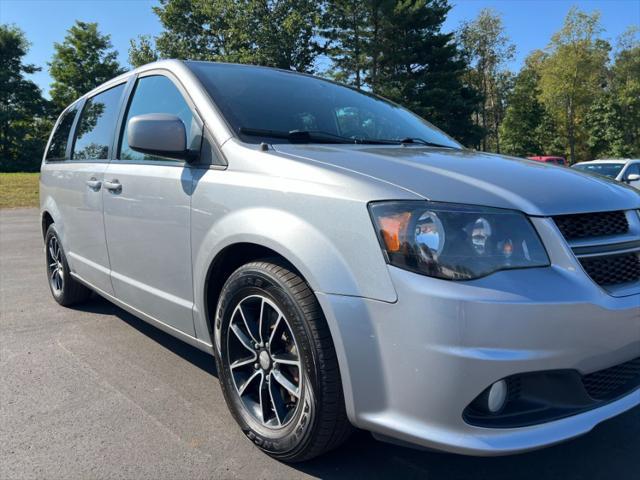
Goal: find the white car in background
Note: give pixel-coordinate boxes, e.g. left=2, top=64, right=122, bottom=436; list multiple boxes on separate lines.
left=572, top=159, right=640, bottom=189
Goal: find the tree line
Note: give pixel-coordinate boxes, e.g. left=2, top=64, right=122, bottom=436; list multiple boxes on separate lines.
left=1, top=0, right=638, bottom=172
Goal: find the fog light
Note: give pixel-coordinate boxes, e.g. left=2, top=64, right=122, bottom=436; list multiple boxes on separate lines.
left=487, top=380, right=508, bottom=413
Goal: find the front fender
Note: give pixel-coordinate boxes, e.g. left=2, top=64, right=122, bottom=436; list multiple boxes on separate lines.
left=191, top=205, right=398, bottom=344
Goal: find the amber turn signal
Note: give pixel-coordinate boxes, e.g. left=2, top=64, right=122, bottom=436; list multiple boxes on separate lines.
left=378, top=211, right=411, bottom=252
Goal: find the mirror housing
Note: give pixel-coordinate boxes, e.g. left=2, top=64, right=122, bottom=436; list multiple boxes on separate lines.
left=626, top=173, right=640, bottom=183
left=128, top=113, right=196, bottom=161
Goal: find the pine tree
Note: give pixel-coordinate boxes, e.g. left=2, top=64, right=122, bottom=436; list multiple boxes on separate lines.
left=322, top=0, right=371, bottom=88
left=373, top=0, right=482, bottom=146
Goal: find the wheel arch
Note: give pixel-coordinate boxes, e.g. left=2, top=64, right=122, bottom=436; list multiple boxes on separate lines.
left=40, top=194, right=64, bottom=242
left=202, top=242, right=303, bottom=339
left=41, top=210, right=54, bottom=239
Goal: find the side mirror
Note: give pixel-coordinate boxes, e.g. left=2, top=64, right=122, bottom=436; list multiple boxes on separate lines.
left=128, top=114, right=196, bottom=162
left=626, top=173, right=640, bottom=183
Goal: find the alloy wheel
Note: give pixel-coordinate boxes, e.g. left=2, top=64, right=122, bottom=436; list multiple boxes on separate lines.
left=47, top=235, right=64, bottom=295
left=226, top=294, right=303, bottom=429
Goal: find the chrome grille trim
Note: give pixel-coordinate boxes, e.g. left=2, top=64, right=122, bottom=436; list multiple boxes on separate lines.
left=572, top=240, right=640, bottom=258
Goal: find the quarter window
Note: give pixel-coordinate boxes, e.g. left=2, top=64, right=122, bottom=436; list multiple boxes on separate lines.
left=72, top=84, right=125, bottom=160
left=45, top=106, right=78, bottom=161
left=119, top=75, right=199, bottom=161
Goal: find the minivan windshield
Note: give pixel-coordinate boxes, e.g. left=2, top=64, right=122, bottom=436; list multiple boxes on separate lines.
left=572, top=162, right=624, bottom=179
left=187, top=62, right=462, bottom=148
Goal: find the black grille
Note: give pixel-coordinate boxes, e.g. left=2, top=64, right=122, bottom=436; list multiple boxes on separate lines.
left=579, top=252, right=640, bottom=286
left=582, top=357, right=640, bottom=401
left=554, top=211, right=628, bottom=240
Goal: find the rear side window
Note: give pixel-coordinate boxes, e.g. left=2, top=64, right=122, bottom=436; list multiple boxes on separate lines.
left=45, top=106, right=77, bottom=161
left=119, top=75, right=199, bottom=162
left=72, top=84, right=125, bottom=160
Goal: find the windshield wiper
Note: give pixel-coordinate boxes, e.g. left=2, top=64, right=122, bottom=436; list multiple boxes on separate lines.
left=239, top=127, right=355, bottom=144
left=239, top=127, right=399, bottom=145
left=398, top=137, right=456, bottom=148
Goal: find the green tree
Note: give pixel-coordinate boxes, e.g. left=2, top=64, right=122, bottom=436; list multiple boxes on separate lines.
left=609, top=28, right=640, bottom=156
left=585, top=93, right=624, bottom=158
left=537, top=8, right=609, bottom=163
left=500, top=64, right=544, bottom=157
left=458, top=8, right=515, bottom=152
left=129, top=35, right=159, bottom=68
left=500, top=53, right=562, bottom=158
left=149, top=0, right=321, bottom=72
left=49, top=21, right=124, bottom=111
left=0, top=25, right=50, bottom=172
left=584, top=29, right=640, bottom=159
left=372, top=0, right=482, bottom=146
left=322, top=0, right=372, bottom=89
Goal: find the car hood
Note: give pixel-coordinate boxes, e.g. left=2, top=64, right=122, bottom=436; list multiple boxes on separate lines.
left=272, top=144, right=640, bottom=216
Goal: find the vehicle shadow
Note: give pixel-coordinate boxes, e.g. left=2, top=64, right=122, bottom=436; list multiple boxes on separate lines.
left=73, top=295, right=639, bottom=480
left=75, top=294, right=218, bottom=378
left=296, top=405, right=639, bottom=480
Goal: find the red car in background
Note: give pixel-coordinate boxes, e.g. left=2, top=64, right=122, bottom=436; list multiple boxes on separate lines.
left=528, top=156, right=566, bottom=165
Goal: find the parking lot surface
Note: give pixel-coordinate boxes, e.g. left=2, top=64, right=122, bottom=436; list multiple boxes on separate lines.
left=1, top=208, right=639, bottom=479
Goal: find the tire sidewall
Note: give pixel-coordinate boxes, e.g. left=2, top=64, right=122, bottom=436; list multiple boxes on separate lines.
left=215, top=266, right=321, bottom=459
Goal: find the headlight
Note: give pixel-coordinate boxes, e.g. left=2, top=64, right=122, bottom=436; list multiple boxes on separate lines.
left=369, top=201, right=549, bottom=280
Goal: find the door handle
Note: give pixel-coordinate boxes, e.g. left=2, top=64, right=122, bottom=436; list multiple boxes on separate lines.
left=86, top=178, right=102, bottom=190
left=103, top=179, right=122, bottom=193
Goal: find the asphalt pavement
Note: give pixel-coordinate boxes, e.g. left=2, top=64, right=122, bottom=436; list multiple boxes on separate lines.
left=1, top=207, right=638, bottom=479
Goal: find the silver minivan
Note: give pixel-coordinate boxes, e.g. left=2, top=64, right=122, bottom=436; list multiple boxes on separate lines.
left=40, top=60, right=640, bottom=462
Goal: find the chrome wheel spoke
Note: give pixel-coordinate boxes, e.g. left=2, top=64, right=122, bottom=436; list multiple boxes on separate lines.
left=268, top=374, right=288, bottom=425
left=258, top=297, right=266, bottom=344
left=238, top=370, right=261, bottom=396
left=259, top=374, right=271, bottom=423
left=268, top=314, right=283, bottom=346
left=230, top=322, right=256, bottom=354
left=230, top=355, right=256, bottom=370
left=237, top=306, right=259, bottom=345
left=271, top=352, right=300, bottom=368
left=53, top=270, right=61, bottom=291
left=271, top=369, right=300, bottom=398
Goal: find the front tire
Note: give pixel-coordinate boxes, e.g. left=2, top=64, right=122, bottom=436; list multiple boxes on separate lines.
left=45, top=224, right=91, bottom=306
left=215, top=260, right=352, bottom=462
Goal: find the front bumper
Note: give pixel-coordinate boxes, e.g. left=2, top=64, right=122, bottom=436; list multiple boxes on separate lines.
left=316, top=265, right=640, bottom=455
